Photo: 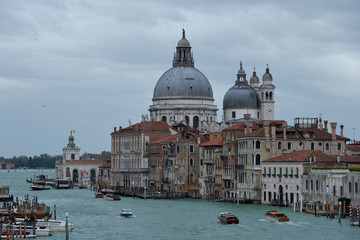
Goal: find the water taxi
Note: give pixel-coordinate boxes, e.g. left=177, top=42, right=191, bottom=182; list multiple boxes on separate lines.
left=265, top=210, right=289, bottom=222
left=218, top=212, right=239, bottom=224
left=0, top=186, right=13, bottom=202
left=120, top=209, right=133, bottom=217
left=53, top=179, right=72, bottom=189
left=95, top=192, right=104, bottom=198
left=30, top=182, right=52, bottom=190
left=105, top=194, right=121, bottom=201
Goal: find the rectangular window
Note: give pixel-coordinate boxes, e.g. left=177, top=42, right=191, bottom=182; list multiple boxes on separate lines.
left=264, top=191, right=266, bottom=201
left=177, top=146, right=180, bottom=153
left=232, top=111, right=236, bottom=118
left=189, top=145, right=194, bottom=153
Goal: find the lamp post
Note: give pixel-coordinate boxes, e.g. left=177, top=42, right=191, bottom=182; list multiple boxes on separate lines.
left=144, top=186, right=147, bottom=200
left=65, top=212, right=69, bottom=240
left=338, top=201, right=342, bottom=223
left=132, top=182, right=135, bottom=198
left=237, top=190, right=239, bottom=206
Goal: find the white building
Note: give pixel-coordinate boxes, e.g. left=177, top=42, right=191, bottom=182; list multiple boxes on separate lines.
left=55, top=132, right=103, bottom=186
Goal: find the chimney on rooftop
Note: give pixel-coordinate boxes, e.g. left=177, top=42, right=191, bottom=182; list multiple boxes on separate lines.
left=319, top=118, right=323, bottom=130
left=282, top=122, right=287, bottom=140
left=264, top=121, right=270, bottom=138
left=324, top=120, right=328, bottom=132
left=330, top=122, right=337, bottom=141
left=248, top=122, right=253, bottom=133
left=114, top=127, right=117, bottom=132
left=271, top=125, right=276, bottom=138
left=340, top=124, right=344, bottom=137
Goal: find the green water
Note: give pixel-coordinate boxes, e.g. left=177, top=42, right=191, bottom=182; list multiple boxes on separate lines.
left=1, top=169, right=359, bottom=239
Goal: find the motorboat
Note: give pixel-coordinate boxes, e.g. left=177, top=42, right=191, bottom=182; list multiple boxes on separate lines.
left=265, top=210, right=289, bottom=222
left=13, top=224, right=52, bottom=237
left=120, top=209, right=133, bottom=217
left=36, top=220, right=73, bottom=232
left=105, top=194, right=121, bottom=201
left=53, top=179, right=72, bottom=189
left=218, top=212, right=239, bottom=224
left=95, top=192, right=104, bottom=198
left=30, top=182, right=51, bottom=190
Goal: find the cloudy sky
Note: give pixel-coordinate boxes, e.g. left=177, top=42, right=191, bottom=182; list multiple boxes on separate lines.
left=0, top=0, right=359, bottom=158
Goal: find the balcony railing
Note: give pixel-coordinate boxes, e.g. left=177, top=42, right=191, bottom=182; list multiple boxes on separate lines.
left=204, top=158, right=214, bottom=165
left=205, top=176, right=214, bottom=182
left=222, top=175, right=232, bottom=180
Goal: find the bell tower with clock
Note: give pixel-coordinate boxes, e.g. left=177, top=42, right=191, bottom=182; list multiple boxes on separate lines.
left=260, top=65, right=275, bottom=120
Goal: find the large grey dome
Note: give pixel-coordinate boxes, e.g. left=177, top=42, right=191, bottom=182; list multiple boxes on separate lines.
left=223, top=83, right=260, bottom=109
left=153, top=67, right=214, bottom=100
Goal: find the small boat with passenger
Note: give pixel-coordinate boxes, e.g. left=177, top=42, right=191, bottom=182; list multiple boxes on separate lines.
left=218, top=212, right=239, bottom=224
left=265, top=210, right=289, bottom=222
left=120, top=209, right=133, bottom=217
left=95, top=192, right=104, bottom=198
left=105, top=194, right=121, bottom=201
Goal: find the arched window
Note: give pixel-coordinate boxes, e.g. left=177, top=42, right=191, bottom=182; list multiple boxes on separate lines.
left=349, top=182, right=352, bottom=193
left=337, top=143, right=341, bottom=150
left=326, top=143, right=330, bottom=150
left=90, top=169, right=96, bottom=183
left=265, top=92, right=269, bottom=100
left=193, top=116, right=199, bottom=129
left=355, top=182, right=358, bottom=193
left=269, top=92, right=273, bottom=100
left=185, top=115, right=189, bottom=125
left=311, top=142, right=315, bottom=150
left=162, top=116, right=167, bottom=122
left=189, top=172, right=194, bottom=183
left=72, top=169, right=78, bottom=183
left=256, top=141, right=261, bottom=149
left=71, top=154, right=75, bottom=160
left=189, top=158, right=193, bottom=166
left=306, top=180, right=308, bottom=190
left=278, top=142, right=282, bottom=149
left=255, top=154, right=261, bottom=165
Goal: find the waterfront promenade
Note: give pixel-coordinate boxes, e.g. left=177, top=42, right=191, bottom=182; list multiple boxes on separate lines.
left=1, top=169, right=358, bottom=240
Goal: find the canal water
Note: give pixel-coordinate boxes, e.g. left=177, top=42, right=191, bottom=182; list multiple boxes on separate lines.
left=1, top=169, right=359, bottom=240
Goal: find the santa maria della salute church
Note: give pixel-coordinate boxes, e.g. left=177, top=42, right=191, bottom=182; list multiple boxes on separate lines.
left=148, top=30, right=275, bottom=130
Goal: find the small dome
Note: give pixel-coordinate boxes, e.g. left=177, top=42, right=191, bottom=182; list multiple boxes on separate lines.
left=153, top=67, right=213, bottom=100
left=262, top=66, right=273, bottom=81
left=177, top=38, right=190, bottom=47
left=68, top=135, right=74, bottom=142
left=223, top=83, right=260, bottom=109
left=250, top=69, right=260, bottom=84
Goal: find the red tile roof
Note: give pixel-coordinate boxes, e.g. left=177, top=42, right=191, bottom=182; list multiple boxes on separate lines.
left=201, top=135, right=223, bottom=146
left=263, top=150, right=360, bottom=163
left=151, top=135, right=177, bottom=144
left=115, top=121, right=170, bottom=133
left=263, top=150, right=334, bottom=163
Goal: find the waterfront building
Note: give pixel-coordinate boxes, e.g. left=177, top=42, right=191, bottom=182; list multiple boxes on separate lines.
left=149, top=30, right=218, bottom=130
left=302, top=155, right=360, bottom=204
left=223, top=63, right=275, bottom=123
left=263, top=150, right=360, bottom=206
left=346, top=141, right=360, bottom=155
left=55, top=132, right=103, bottom=186
left=148, top=134, right=177, bottom=196
left=110, top=121, right=171, bottom=193
left=199, top=132, right=223, bottom=199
